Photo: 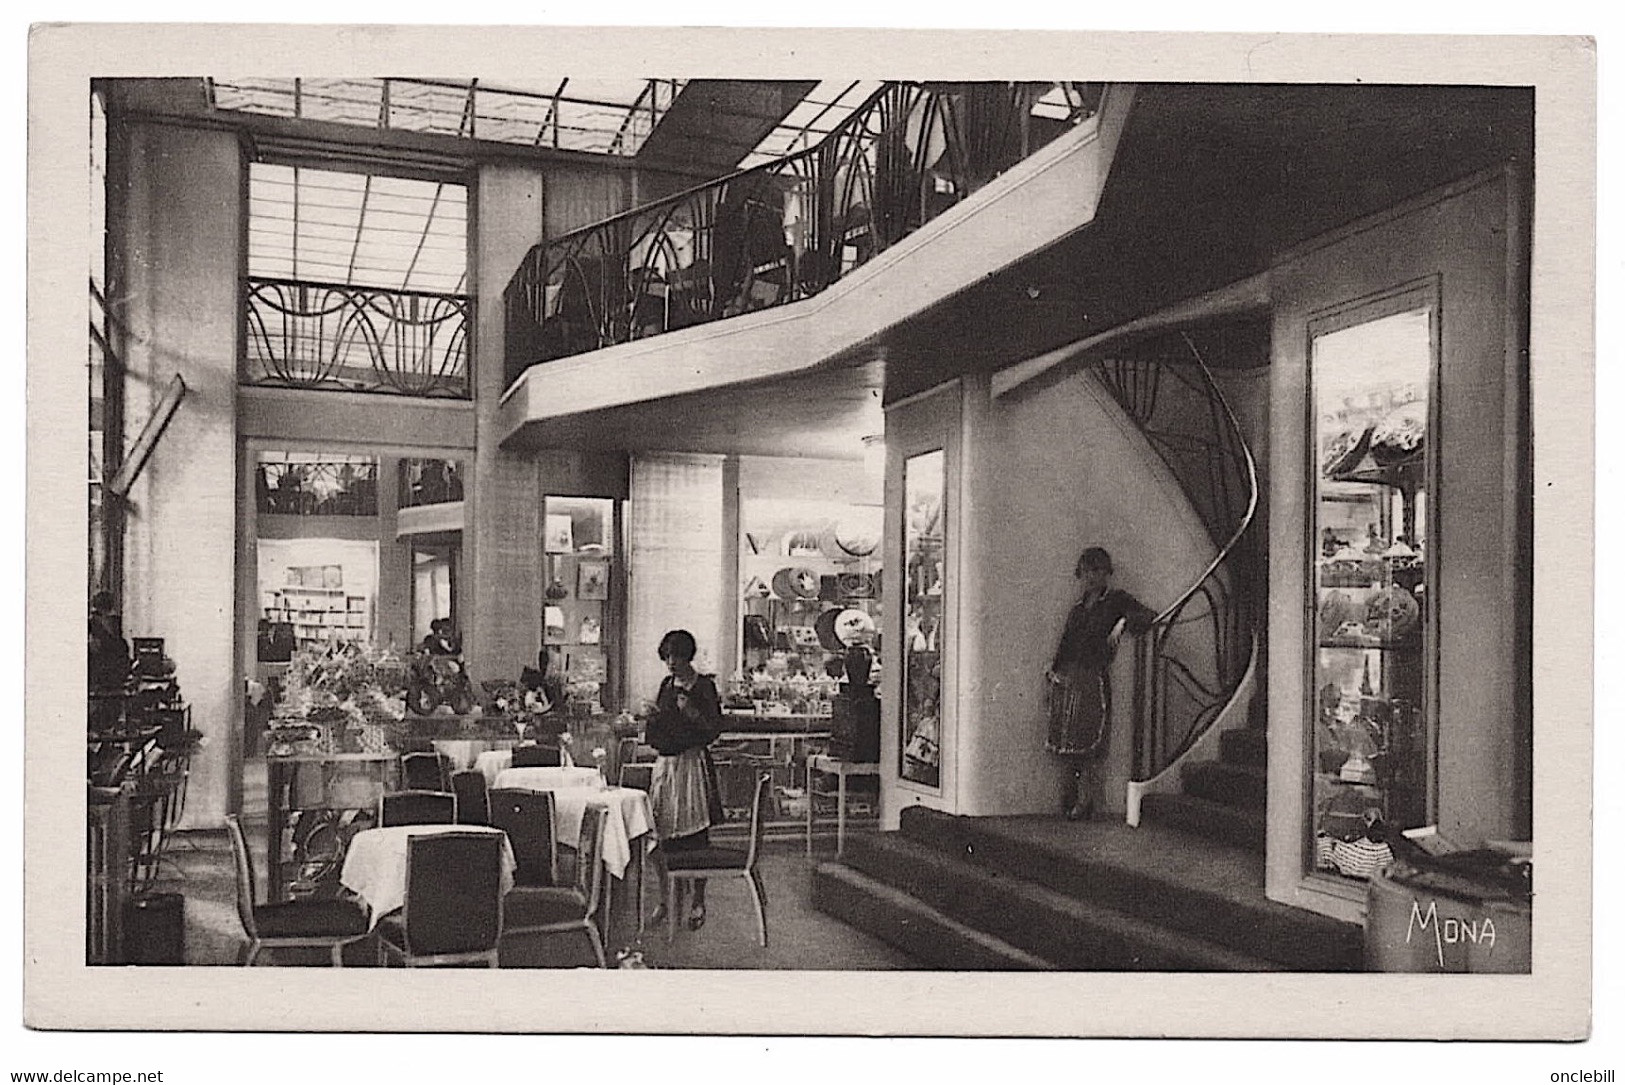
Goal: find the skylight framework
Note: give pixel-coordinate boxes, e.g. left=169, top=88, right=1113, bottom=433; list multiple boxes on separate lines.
left=248, top=162, right=468, bottom=294
left=209, top=77, right=686, bottom=156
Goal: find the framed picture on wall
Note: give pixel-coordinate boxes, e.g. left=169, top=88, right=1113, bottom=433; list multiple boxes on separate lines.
left=577, top=559, right=609, bottom=600
left=544, top=513, right=575, bottom=554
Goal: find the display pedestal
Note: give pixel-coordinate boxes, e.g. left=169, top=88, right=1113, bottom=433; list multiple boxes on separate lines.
left=1364, top=864, right=1530, bottom=973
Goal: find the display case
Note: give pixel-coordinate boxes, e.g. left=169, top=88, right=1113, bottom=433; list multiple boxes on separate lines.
left=900, top=450, right=945, bottom=789
left=541, top=496, right=621, bottom=715
left=1308, top=302, right=1436, bottom=880
left=728, top=495, right=883, bottom=829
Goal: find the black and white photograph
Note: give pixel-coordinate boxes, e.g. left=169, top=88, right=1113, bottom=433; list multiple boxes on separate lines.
left=21, top=20, right=1602, bottom=1056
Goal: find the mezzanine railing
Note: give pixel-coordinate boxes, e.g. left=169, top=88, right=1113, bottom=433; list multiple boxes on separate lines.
left=503, top=81, right=1104, bottom=387
left=1089, top=332, right=1261, bottom=781
left=244, top=277, right=471, bottom=398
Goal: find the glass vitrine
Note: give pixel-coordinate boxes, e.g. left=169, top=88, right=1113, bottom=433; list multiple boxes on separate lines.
left=1308, top=300, right=1436, bottom=879
left=900, top=450, right=945, bottom=788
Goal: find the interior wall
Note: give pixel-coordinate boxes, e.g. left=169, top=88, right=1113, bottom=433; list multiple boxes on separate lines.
left=970, top=368, right=1214, bottom=816
left=116, top=120, right=242, bottom=827
left=1266, top=168, right=1528, bottom=917
left=627, top=454, right=728, bottom=700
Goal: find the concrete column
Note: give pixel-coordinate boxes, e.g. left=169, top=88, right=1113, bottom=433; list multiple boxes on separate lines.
left=116, top=121, right=242, bottom=826
left=467, top=164, right=548, bottom=682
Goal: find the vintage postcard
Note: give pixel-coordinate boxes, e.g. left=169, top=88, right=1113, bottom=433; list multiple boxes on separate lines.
left=25, top=23, right=1596, bottom=1045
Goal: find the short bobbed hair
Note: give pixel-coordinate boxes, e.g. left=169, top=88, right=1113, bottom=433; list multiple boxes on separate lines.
left=1074, top=546, right=1115, bottom=578
left=658, top=629, right=698, bottom=663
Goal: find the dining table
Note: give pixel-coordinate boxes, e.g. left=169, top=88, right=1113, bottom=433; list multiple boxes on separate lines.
left=339, top=823, right=516, bottom=928
left=475, top=746, right=575, bottom=786
left=492, top=774, right=659, bottom=935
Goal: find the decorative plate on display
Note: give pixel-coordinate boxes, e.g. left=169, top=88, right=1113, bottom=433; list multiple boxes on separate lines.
left=838, top=571, right=874, bottom=598
left=814, top=608, right=844, bottom=651
left=832, top=511, right=882, bottom=558
left=771, top=566, right=820, bottom=600
left=834, top=608, right=876, bottom=646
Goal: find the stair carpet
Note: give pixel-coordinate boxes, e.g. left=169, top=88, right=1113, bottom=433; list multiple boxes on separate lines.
left=1140, top=725, right=1268, bottom=850
left=813, top=798, right=1363, bottom=973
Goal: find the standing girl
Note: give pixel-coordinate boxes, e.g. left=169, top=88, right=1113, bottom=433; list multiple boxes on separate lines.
left=645, top=629, right=725, bottom=929
left=1046, top=547, right=1157, bottom=821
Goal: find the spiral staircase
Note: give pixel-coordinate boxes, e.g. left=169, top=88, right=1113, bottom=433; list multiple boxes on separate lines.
left=811, top=324, right=1364, bottom=971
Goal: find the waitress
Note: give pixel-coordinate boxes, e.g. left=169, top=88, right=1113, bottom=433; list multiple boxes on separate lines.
left=645, top=629, right=725, bottom=930
left=1046, top=547, right=1157, bottom=821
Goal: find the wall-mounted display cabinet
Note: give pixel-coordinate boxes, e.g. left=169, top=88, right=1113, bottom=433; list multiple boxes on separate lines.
left=1308, top=296, right=1437, bottom=880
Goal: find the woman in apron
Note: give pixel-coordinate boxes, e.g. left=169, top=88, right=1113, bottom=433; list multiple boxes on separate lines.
left=1046, top=547, right=1157, bottom=821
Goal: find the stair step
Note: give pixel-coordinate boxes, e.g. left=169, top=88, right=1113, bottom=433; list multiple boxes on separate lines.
left=896, top=808, right=1362, bottom=971
left=1181, top=759, right=1268, bottom=809
left=1140, top=792, right=1266, bottom=851
left=811, top=861, right=1054, bottom=971
left=1219, top=726, right=1268, bottom=768
left=840, top=833, right=1284, bottom=971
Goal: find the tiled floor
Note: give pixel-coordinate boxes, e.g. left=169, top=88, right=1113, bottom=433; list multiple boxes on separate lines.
left=139, top=826, right=917, bottom=970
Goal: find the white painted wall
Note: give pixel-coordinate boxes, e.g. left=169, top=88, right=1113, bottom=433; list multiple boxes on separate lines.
left=967, top=367, right=1214, bottom=816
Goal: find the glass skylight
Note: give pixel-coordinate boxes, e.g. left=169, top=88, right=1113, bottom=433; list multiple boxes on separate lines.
left=248, top=163, right=467, bottom=294
left=738, top=79, right=885, bottom=168
left=209, top=77, right=687, bottom=156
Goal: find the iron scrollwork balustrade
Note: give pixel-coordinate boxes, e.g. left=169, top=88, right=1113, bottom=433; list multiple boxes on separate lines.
left=504, top=82, right=1104, bottom=385
left=256, top=459, right=380, bottom=516
left=1089, top=333, right=1261, bottom=781
left=245, top=277, right=471, bottom=398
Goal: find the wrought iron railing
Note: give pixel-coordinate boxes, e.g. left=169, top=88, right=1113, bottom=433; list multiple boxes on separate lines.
left=504, top=81, right=1104, bottom=386
left=1088, top=332, right=1261, bottom=780
left=244, top=276, right=471, bottom=398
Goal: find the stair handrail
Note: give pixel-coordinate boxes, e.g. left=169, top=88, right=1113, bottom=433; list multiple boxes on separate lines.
left=503, top=81, right=1105, bottom=387
left=1090, top=330, right=1260, bottom=780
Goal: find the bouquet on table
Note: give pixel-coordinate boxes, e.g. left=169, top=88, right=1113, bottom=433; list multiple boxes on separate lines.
left=276, top=643, right=407, bottom=754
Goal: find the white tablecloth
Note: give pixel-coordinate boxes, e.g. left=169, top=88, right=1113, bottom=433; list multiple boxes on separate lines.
left=432, top=738, right=517, bottom=772
left=475, top=746, right=574, bottom=786
left=339, top=824, right=515, bottom=928
left=492, top=766, right=602, bottom=792
left=491, top=780, right=655, bottom=880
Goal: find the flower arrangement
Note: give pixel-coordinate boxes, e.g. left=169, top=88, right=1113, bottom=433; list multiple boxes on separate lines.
left=274, top=643, right=407, bottom=754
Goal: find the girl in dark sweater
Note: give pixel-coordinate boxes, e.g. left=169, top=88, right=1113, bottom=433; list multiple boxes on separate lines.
left=645, top=629, right=725, bottom=929
left=1046, top=547, right=1157, bottom=821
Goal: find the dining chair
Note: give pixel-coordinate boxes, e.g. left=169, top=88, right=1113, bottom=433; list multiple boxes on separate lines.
left=618, top=762, right=654, bottom=792
left=401, top=751, right=451, bottom=792
left=487, top=788, right=558, bottom=887
left=225, top=814, right=368, bottom=966
left=510, top=743, right=563, bottom=768
left=379, top=790, right=456, bottom=827
left=450, top=771, right=490, bottom=826
left=502, top=805, right=609, bottom=968
left=664, top=772, right=771, bottom=947
left=376, top=831, right=505, bottom=968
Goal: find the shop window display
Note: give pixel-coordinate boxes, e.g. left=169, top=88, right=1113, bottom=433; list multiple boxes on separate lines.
left=900, top=450, right=945, bottom=789
left=723, top=497, right=883, bottom=824
left=541, top=496, right=620, bottom=717
left=1309, top=304, right=1434, bottom=881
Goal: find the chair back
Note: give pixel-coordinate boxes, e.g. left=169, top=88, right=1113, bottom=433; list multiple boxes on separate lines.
left=510, top=743, right=562, bottom=768
left=617, top=762, right=654, bottom=791
left=450, top=771, right=489, bottom=825
left=487, top=788, right=558, bottom=887
left=224, top=813, right=258, bottom=938
left=743, top=772, right=772, bottom=873
left=401, top=752, right=450, bottom=792
left=402, top=832, right=504, bottom=957
left=380, top=790, right=456, bottom=827
left=574, top=804, right=609, bottom=920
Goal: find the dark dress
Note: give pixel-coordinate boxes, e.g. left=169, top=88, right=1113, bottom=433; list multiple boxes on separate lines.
left=1047, top=588, right=1156, bottom=758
